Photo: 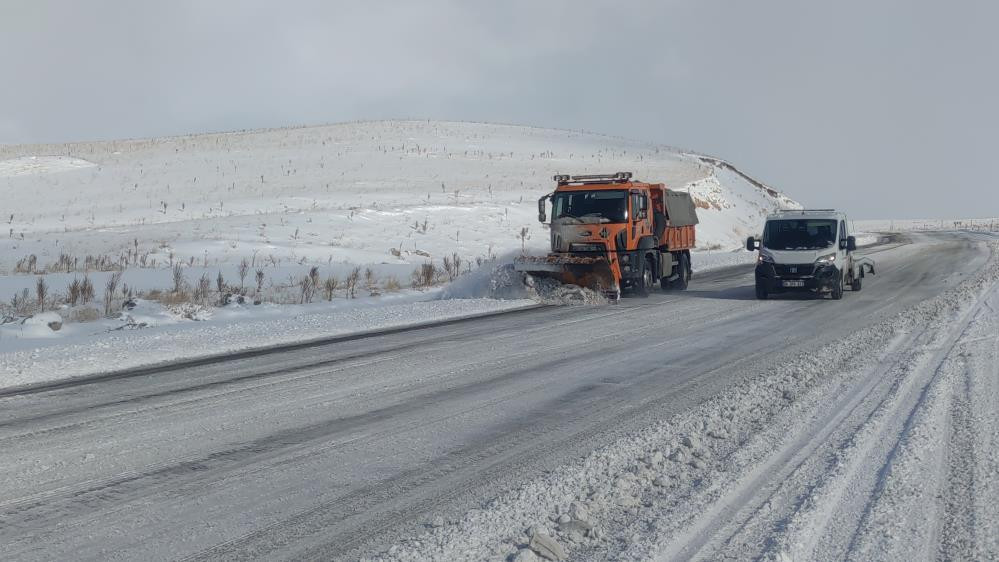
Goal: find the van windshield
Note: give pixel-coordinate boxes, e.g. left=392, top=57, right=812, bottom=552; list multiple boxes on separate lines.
left=552, top=190, right=627, bottom=223
left=763, top=219, right=837, bottom=250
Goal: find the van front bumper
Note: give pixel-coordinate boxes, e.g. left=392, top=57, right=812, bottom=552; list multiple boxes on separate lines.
left=755, top=263, right=840, bottom=293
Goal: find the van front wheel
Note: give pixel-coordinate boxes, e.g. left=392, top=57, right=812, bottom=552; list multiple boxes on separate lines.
left=755, top=283, right=768, bottom=300
left=831, top=275, right=844, bottom=300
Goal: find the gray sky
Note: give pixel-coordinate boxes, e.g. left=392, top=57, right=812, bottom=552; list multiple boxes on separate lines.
left=2, top=0, right=997, bottom=218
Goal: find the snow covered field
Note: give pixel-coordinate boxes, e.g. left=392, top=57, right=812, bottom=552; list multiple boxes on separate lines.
left=0, top=120, right=795, bottom=362
left=0, top=121, right=796, bottom=279
left=857, top=217, right=999, bottom=233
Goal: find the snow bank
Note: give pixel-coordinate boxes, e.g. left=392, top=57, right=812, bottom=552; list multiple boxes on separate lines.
left=0, top=294, right=535, bottom=390
left=0, top=155, right=96, bottom=177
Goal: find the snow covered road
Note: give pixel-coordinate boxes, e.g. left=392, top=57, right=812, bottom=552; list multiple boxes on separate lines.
left=1, top=231, right=996, bottom=561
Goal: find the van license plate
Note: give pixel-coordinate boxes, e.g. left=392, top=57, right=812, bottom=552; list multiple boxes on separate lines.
left=783, top=280, right=805, bottom=287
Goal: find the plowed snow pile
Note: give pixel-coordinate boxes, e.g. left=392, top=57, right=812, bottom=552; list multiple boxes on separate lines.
left=369, top=241, right=999, bottom=562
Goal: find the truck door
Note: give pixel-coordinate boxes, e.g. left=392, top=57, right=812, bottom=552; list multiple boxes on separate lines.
left=630, top=192, right=650, bottom=241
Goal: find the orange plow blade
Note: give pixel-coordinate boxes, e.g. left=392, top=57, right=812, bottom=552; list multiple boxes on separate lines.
left=514, top=255, right=620, bottom=300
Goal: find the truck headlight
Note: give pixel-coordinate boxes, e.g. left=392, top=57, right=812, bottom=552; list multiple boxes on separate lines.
left=815, top=253, right=836, bottom=264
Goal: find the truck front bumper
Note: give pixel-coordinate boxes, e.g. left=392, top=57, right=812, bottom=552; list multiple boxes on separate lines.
left=755, top=263, right=840, bottom=293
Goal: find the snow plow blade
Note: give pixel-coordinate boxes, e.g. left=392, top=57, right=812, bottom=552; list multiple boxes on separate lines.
left=514, top=255, right=620, bottom=299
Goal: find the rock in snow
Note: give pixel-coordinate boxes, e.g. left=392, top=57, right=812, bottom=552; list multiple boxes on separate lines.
left=681, top=435, right=701, bottom=449
left=511, top=547, right=541, bottom=562
left=21, top=312, right=63, bottom=332
left=528, top=530, right=567, bottom=561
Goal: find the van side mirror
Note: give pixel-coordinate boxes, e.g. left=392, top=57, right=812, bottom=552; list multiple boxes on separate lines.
left=746, top=236, right=758, bottom=252
left=846, top=236, right=857, bottom=252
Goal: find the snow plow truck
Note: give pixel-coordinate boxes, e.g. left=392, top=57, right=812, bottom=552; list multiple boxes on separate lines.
left=515, top=172, right=699, bottom=300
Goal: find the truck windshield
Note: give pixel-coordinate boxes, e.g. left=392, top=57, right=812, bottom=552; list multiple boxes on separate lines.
left=763, top=219, right=838, bottom=250
left=551, top=190, right=627, bottom=223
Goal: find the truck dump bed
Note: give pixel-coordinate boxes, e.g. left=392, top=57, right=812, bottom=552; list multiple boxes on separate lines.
left=652, top=185, right=697, bottom=251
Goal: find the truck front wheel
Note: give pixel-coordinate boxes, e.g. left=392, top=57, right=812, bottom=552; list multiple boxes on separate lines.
left=851, top=274, right=862, bottom=291
left=636, top=256, right=654, bottom=297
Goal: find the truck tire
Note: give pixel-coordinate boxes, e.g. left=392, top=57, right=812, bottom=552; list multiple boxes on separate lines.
left=636, top=256, right=654, bottom=297
left=851, top=274, right=862, bottom=291
left=755, top=283, right=768, bottom=300
left=831, top=275, right=844, bottom=300
left=673, top=253, right=690, bottom=291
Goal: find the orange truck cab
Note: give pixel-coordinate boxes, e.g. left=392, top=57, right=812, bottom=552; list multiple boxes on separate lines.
left=516, top=172, right=698, bottom=299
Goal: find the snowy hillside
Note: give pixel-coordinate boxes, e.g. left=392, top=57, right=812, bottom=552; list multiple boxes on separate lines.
left=0, top=121, right=797, bottom=281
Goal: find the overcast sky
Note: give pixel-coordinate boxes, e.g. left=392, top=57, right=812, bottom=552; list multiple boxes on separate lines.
left=2, top=0, right=997, bottom=218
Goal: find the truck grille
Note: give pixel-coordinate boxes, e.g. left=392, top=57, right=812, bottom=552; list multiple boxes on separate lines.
left=773, top=263, right=814, bottom=276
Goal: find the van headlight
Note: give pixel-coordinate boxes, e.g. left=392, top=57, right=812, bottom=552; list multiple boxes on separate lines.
left=815, top=253, right=836, bottom=264
left=758, top=249, right=775, bottom=264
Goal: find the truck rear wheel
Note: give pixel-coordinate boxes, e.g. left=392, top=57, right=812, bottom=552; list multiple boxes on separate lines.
left=673, top=253, right=690, bottom=291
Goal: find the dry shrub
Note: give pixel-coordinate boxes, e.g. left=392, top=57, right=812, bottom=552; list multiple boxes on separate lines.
left=255, top=269, right=266, bottom=293
left=411, top=262, right=438, bottom=288
left=172, top=263, right=185, bottom=293
left=323, top=275, right=338, bottom=301
left=80, top=276, right=95, bottom=304
left=154, top=290, right=193, bottom=307
left=35, top=277, right=48, bottom=310
left=67, top=278, right=82, bottom=306
left=192, top=273, right=211, bottom=304
left=216, top=271, right=228, bottom=304
left=300, top=268, right=318, bottom=304
left=104, top=271, right=122, bottom=317
left=238, top=258, right=249, bottom=289
left=383, top=276, right=402, bottom=292
left=442, top=252, right=463, bottom=281
left=345, top=267, right=361, bottom=299
left=9, top=288, right=31, bottom=316
left=15, top=255, right=37, bottom=274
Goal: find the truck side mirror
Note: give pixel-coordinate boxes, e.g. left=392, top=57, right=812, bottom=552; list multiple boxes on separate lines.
left=537, top=196, right=548, bottom=223
left=746, top=236, right=758, bottom=252
left=846, top=236, right=857, bottom=252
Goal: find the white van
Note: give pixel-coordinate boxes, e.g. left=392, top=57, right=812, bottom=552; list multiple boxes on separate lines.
left=746, top=209, right=875, bottom=300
